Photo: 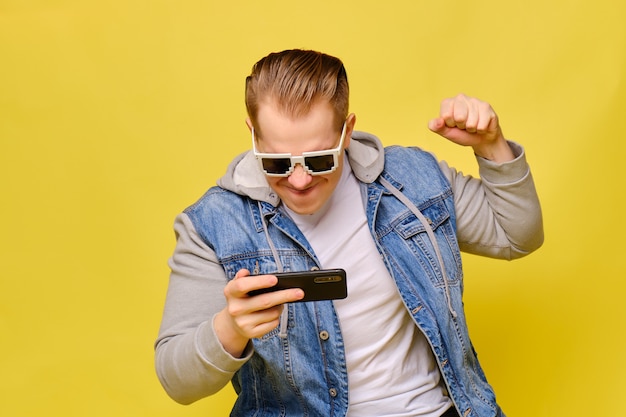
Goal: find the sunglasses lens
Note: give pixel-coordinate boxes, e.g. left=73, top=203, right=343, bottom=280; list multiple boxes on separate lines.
left=261, top=158, right=292, bottom=174
left=305, top=155, right=335, bottom=173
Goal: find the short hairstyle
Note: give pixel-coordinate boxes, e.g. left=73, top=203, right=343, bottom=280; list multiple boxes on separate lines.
left=245, top=49, right=349, bottom=131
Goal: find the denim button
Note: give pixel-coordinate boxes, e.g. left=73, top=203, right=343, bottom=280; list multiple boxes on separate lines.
left=329, top=388, right=338, bottom=397
left=319, top=330, right=330, bottom=340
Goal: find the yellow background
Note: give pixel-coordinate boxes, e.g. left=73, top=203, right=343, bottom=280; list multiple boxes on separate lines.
left=1, top=1, right=624, bottom=416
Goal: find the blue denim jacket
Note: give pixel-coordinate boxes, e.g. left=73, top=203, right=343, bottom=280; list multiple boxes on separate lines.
left=185, top=145, right=505, bottom=417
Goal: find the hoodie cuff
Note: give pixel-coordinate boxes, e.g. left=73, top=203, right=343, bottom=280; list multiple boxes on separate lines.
left=476, top=141, right=530, bottom=185
left=196, top=315, right=253, bottom=374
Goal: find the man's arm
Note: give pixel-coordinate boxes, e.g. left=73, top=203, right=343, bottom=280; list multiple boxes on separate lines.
left=155, top=214, right=304, bottom=404
left=439, top=143, right=544, bottom=259
left=154, top=214, right=251, bottom=404
left=429, top=94, right=544, bottom=259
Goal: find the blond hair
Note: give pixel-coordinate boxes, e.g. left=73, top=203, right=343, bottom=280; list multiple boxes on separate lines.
left=245, top=49, right=349, bottom=130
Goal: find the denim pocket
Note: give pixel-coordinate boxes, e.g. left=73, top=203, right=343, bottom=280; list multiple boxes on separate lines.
left=391, top=200, right=461, bottom=287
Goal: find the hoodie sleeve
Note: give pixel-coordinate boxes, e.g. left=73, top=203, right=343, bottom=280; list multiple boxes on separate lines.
left=154, top=213, right=252, bottom=404
left=439, top=141, right=544, bottom=260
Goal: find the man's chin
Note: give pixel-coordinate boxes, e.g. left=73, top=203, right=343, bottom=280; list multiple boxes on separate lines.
left=284, top=202, right=319, bottom=215
left=279, top=189, right=320, bottom=214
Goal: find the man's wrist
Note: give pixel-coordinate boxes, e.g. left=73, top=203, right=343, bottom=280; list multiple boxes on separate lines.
left=473, top=137, right=515, bottom=163
left=214, top=309, right=250, bottom=359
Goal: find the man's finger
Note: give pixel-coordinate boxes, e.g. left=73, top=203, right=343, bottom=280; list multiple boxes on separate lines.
left=428, top=117, right=446, bottom=134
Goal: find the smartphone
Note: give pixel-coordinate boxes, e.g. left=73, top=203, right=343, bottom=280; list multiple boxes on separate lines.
left=248, top=268, right=347, bottom=302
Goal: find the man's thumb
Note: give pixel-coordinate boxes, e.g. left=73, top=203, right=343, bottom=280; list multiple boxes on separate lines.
left=428, top=117, right=446, bottom=134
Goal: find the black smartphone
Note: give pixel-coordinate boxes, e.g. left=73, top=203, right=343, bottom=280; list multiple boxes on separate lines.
left=248, top=268, right=347, bottom=302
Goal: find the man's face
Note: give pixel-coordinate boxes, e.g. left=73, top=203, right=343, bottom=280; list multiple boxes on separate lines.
left=250, top=99, right=354, bottom=215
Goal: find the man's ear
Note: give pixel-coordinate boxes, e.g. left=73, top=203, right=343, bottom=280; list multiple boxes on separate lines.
left=245, top=117, right=253, bottom=132
left=344, top=113, right=357, bottom=148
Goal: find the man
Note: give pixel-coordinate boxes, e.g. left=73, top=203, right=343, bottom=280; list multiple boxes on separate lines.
left=155, top=49, right=543, bottom=417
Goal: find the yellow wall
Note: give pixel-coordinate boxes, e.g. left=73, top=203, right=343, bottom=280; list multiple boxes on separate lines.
left=1, top=1, right=624, bottom=415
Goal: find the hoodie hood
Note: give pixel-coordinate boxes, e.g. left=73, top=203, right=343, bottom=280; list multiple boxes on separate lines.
left=217, top=131, right=385, bottom=206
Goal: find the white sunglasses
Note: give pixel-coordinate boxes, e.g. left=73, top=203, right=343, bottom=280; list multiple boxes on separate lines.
left=252, top=122, right=347, bottom=177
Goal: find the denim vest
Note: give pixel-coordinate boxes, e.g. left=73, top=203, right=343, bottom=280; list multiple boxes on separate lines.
left=185, top=146, right=504, bottom=417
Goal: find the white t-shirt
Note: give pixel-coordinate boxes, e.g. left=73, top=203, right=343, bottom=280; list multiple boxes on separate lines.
left=286, top=156, right=452, bottom=416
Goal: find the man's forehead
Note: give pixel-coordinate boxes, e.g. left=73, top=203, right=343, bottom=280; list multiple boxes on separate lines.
left=256, top=96, right=330, bottom=121
left=255, top=99, right=336, bottom=136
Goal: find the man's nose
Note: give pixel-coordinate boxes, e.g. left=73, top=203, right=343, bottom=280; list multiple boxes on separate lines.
left=287, top=164, right=313, bottom=188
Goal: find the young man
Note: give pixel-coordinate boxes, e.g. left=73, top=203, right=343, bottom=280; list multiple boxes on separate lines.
left=155, top=49, right=543, bottom=417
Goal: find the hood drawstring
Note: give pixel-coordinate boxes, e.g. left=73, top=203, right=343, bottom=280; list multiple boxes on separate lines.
left=379, top=177, right=458, bottom=319
left=258, top=202, right=290, bottom=337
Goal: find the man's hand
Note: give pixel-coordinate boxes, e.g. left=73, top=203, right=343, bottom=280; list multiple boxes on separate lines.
left=428, top=94, right=514, bottom=163
left=214, top=269, right=304, bottom=358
